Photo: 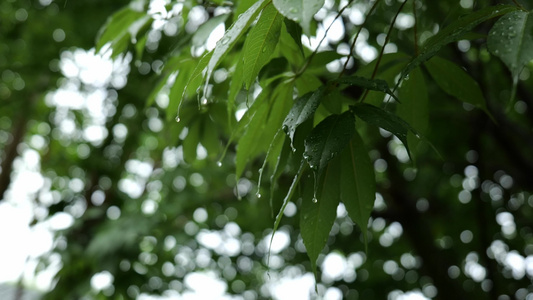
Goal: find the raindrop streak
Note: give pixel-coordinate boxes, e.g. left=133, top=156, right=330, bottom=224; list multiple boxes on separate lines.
left=312, top=170, right=318, bottom=204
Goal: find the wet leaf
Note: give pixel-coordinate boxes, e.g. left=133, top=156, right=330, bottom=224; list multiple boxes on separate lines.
left=303, top=111, right=355, bottom=172
left=273, top=0, right=324, bottom=35
left=204, top=0, right=267, bottom=92
left=242, top=3, right=283, bottom=89
left=488, top=10, right=533, bottom=102
left=352, top=103, right=418, bottom=160
left=282, top=87, right=325, bottom=148
left=331, top=76, right=399, bottom=102
left=301, top=156, right=341, bottom=274
left=192, top=14, right=229, bottom=47
left=398, top=5, right=518, bottom=85
left=340, top=131, right=375, bottom=248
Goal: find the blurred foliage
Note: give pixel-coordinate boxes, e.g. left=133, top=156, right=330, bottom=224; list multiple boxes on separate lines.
left=1, top=0, right=533, bottom=299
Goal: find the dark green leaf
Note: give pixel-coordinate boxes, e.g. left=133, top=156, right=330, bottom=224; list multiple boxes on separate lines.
left=282, top=87, right=325, bottom=147
left=284, top=18, right=304, bottom=55
left=397, top=67, right=428, bottom=155
left=340, top=131, right=375, bottom=247
left=352, top=103, right=418, bottom=160
left=425, top=56, right=491, bottom=116
left=331, top=76, right=399, bottom=102
left=487, top=10, right=533, bottom=102
left=398, top=5, right=518, bottom=85
left=301, top=156, right=341, bottom=274
left=303, top=111, right=355, bottom=172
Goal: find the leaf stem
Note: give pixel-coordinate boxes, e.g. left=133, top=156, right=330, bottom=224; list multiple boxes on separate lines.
left=511, top=0, right=526, bottom=11
left=361, top=0, right=408, bottom=102
left=339, top=0, right=381, bottom=78
left=296, top=0, right=355, bottom=78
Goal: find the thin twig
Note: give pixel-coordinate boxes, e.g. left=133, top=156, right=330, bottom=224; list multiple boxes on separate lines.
left=361, top=0, right=408, bottom=102
left=296, top=0, right=355, bottom=77
left=338, top=0, right=381, bottom=78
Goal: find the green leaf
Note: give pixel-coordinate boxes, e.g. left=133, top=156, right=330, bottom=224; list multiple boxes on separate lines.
left=273, top=0, right=324, bottom=35
left=487, top=10, right=533, bottom=102
left=181, top=51, right=213, bottom=103
left=167, top=59, right=196, bottom=121
left=301, top=156, right=341, bottom=274
left=397, top=67, right=428, bottom=155
left=425, top=56, right=491, bottom=116
left=294, top=74, right=322, bottom=96
left=340, top=131, right=375, bottom=248
left=192, top=14, right=229, bottom=47
left=306, top=51, right=343, bottom=73
left=284, top=18, right=304, bottom=56
left=398, top=5, right=518, bottom=84
left=331, top=76, right=400, bottom=103
left=282, top=87, right=325, bottom=148
left=236, top=94, right=271, bottom=178
left=204, top=0, right=267, bottom=93
left=95, top=6, right=152, bottom=57
left=352, top=103, right=418, bottom=160
left=242, top=3, right=283, bottom=89
left=236, top=82, right=294, bottom=178
left=303, top=111, right=355, bottom=172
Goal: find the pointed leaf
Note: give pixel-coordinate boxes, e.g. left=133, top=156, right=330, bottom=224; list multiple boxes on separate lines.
left=282, top=87, right=325, bottom=146
left=236, top=82, right=293, bottom=177
left=284, top=18, right=304, bottom=55
left=303, top=111, right=355, bottom=172
left=425, top=56, right=491, bottom=116
left=331, top=76, right=399, bottom=102
left=273, top=0, right=324, bottom=35
left=397, top=67, right=428, bottom=154
left=488, top=10, right=533, bottom=91
left=352, top=103, right=418, bottom=160
left=398, top=5, right=518, bottom=84
left=167, top=59, right=196, bottom=121
left=340, top=131, right=375, bottom=247
left=243, top=3, right=283, bottom=89
left=204, top=0, right=267, bottom=90
left=95, top=6, right=152, bottom=57
left=192, top=14, right=229, bottom=47
left=301, top=156, right=341, bottom=274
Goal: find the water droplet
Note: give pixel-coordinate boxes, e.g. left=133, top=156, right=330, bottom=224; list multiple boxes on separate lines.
left=201, top=98, right=208, bottom=105
left=220, top=37, right=230, bottom=45
left=262, top=47, right=267, bottom=53
left=217, top=161, right=222, bottom=167
left=175, top=116, right=181, bottom=122
left=289, top=7, right=298, bottom=14
left=256, top=193, right=262, bottom=198
left=312, top=197, right=318, bottom=203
